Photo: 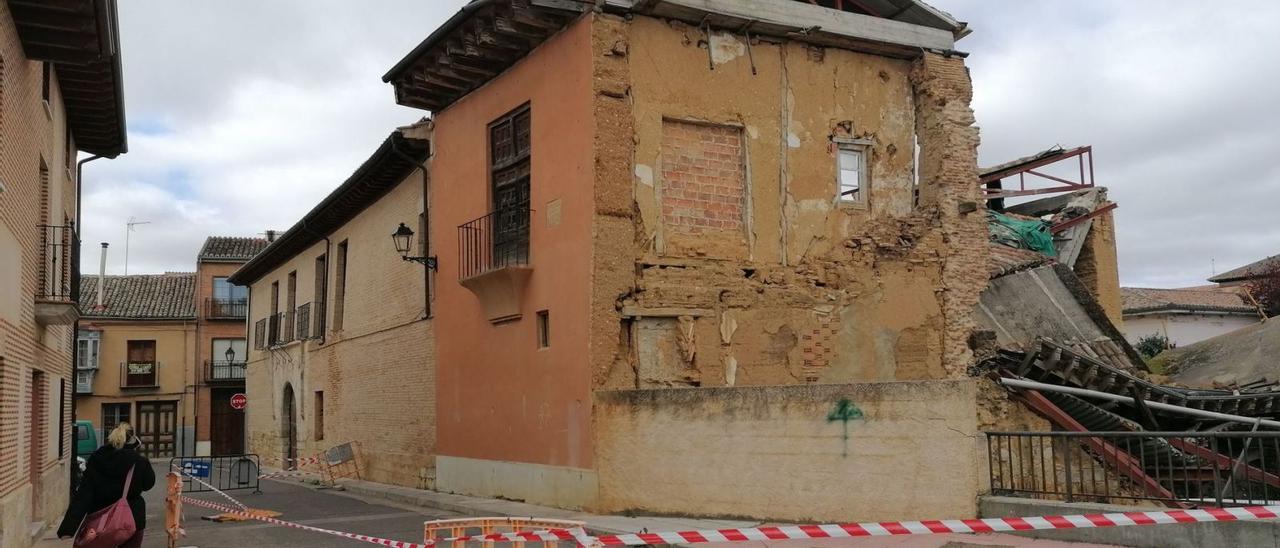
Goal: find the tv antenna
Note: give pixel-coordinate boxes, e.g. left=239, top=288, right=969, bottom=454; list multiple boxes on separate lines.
left=124, top=216, right=151, bottom=275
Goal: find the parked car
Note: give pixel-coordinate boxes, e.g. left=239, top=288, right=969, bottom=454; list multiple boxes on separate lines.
left=72, top=420, right=97, bottom=490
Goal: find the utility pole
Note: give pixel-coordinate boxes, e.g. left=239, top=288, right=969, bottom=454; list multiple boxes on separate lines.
left=124, top=216, right=150, bottom=275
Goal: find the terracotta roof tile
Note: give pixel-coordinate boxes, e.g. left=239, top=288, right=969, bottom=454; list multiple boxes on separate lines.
left=988, top=243, right=1051, bottom=279
left=78, top=274, right=196, bottom=319
left=1208, top=253, right=1280, bottom=283
left=198, top=237, right=270, bottom=262
left=1121, top=287, right=1255, bottom=315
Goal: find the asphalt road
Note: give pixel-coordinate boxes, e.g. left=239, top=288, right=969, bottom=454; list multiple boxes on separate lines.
left=142, top=462, right=461, bottom=548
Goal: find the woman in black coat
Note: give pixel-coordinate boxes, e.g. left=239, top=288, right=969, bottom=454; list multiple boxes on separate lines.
left=58, top=423, right=156, bottom=547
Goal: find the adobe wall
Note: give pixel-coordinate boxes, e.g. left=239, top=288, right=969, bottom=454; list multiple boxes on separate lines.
left=593, top=380, right=981, bottom=521
left=1073, top=209, right=1123, bottom=328
left=588, top=14, right=987, bottom=391
left=245, top=172, right=434, bottom=489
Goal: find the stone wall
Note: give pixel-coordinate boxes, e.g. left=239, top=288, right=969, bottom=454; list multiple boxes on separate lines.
left=593, top=380, right=982, bottom=521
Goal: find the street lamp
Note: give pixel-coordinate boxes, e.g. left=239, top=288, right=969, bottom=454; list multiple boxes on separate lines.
left=225, top=346, right=236, bottom=364
left=391, top=223, right=438, bottom=271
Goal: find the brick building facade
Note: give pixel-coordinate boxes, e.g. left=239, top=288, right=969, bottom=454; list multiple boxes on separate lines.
left=230, top=127, right=435, bottom=488
left=0, top=1, right=126, bottom=545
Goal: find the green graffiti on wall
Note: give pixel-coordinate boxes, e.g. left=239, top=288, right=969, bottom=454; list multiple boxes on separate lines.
left=827, top=398, right=865, bottom=457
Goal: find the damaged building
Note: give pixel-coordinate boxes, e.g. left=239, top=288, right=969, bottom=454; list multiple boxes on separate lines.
left=235, top=0, right=1280, bottom=526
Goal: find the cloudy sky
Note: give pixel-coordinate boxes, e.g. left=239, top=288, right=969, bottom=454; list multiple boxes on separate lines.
left=82, top=1, right=1280, bottom=288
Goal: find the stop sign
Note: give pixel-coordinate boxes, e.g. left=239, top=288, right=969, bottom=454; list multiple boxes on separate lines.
left=230, top=393, right=247, bottom=410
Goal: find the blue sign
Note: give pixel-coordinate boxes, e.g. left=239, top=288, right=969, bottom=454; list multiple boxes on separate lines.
left=181, top=460, right=211, bottom=478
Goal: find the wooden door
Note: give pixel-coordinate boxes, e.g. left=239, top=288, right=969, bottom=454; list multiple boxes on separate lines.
left=136, top=401, right=177, bottom=458
left=210, top=389, right=245, bottom=455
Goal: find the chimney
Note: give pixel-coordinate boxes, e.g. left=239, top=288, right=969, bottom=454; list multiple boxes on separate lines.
left=265, top=230, right=277, bottom=242
left=96, top=242, right=108, bottom=310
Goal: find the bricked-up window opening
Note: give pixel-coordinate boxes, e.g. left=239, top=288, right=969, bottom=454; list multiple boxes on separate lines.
left=41, top=61, right=50, bottom=104
left=314, top=391, right=324, bottom=441
left=285, top=270, right=297, bottom=342
left=125, top=340, right=157, bottom=387
left=659, top=120, right=747, bottom=236
left=334, top=240, right=348, bottom=331
left=66, top=118, right=74, bottom=170
left=314, top=254, right=327, bottom=335
left=537, top=310, right=550, bottom=348
left=490, top=104, right=531, bottom=265
left=836, top=143, right=868, bottom=205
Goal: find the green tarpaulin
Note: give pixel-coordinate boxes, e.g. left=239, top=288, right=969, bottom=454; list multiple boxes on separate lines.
left=989, top=211, right=1056, bottom=257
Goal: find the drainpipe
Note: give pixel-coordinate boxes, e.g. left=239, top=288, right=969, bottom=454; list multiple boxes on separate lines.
left=389, top=138, right=432, bottom=318
left=70, top=154, right=104, bottom=495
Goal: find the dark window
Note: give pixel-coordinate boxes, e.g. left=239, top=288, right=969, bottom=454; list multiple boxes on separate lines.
left=314, top=391, right=324, bottom=441
left=537, top=310, right=550, bottom=348
left=489, top=105, right=531, bottom=265
left=41, top=62, right=50, bottom=103
left=102, top=403, right=130, bottom=438
left=314, top=254, right=327, bottom=334
left=269, top=281, right=280, bottom=344
left=210, top=277, right=248, bottom=317
left=58, top=380, right=66, bottom=457
left=285, top=271, right=297, bottom=341
left=334, top=241, right=348, bottom=331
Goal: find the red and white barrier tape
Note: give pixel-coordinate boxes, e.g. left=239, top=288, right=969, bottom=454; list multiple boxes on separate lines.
left=174, top=470, right=1280, bottom=546
left=182, top=495, right=438, bottom=547
left=259, top=469, right=321, bottom=480
left=282, top=455, right=323, bottom=466
left=170, top=464, right=249, bottom=511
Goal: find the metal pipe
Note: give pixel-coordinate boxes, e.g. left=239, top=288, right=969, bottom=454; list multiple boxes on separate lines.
left=999, top=377, right=1280, bottom=429
left=96, top=242, right=108, bottom=309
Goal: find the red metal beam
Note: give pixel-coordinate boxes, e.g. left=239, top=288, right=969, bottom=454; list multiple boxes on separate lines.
left=1013, top=389, right=1190, bottom=508
left=1051, top=202, right=1119, bottom=234
left=980, top=146, right=1092, bottom=185
left=1168, top=438, right=1280, bottom=491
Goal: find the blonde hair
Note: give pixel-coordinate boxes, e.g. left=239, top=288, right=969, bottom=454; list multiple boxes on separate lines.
left=107, top=423, right=132, bottom=449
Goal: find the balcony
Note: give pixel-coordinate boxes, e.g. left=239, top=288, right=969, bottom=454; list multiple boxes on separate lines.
left=204, top=298, right=247, bottom=319
left=205, top=360, right=246, bottom=383
left=75, top=369, right=96, bottom=393
left=296, top=303, right=312, bottom=340
left=458, top=204, right=532, bottom=323
left=120, top=361, right=159, bottom=389
left=35, top=224, right=79, bottom=325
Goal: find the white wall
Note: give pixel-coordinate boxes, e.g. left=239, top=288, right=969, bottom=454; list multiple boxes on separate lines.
left=1123, top=313, right=1258, bottom=347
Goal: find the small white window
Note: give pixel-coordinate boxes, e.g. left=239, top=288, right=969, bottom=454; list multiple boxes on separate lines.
left=836, top=142, right=869, bottom=205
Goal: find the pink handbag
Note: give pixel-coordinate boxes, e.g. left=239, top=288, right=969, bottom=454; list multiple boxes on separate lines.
left=74, top=464, right=138, bottom=547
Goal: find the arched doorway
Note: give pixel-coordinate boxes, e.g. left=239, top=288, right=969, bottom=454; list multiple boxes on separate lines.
left=281, top=383, right=297, bottom=467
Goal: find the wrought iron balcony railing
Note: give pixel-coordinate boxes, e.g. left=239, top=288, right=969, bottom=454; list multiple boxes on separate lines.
left=458, top=202, right=530, bottom=279
left=120, top=361, right=159, bottom=388
left=205, top=297, right=247, bottom=319
left=205, top=360, right=246, bottom=383
left=37, top=224, right=77, bottom=302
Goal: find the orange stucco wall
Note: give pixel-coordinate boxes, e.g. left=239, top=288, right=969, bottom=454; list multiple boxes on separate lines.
left=432, top=16, right=595, bottom=469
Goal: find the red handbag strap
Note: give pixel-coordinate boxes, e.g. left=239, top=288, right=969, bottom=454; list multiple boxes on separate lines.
left=119, top=464, right=135, bottom=500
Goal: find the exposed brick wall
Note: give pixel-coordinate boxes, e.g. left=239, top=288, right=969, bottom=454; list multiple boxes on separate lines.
left=1074, top=208, right=1123, bottom=328
left=0, top=1, right=79, bottom=542
left=910, top=53, right=988, bottom=376
left=660, top=120, right=745, bottom=235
